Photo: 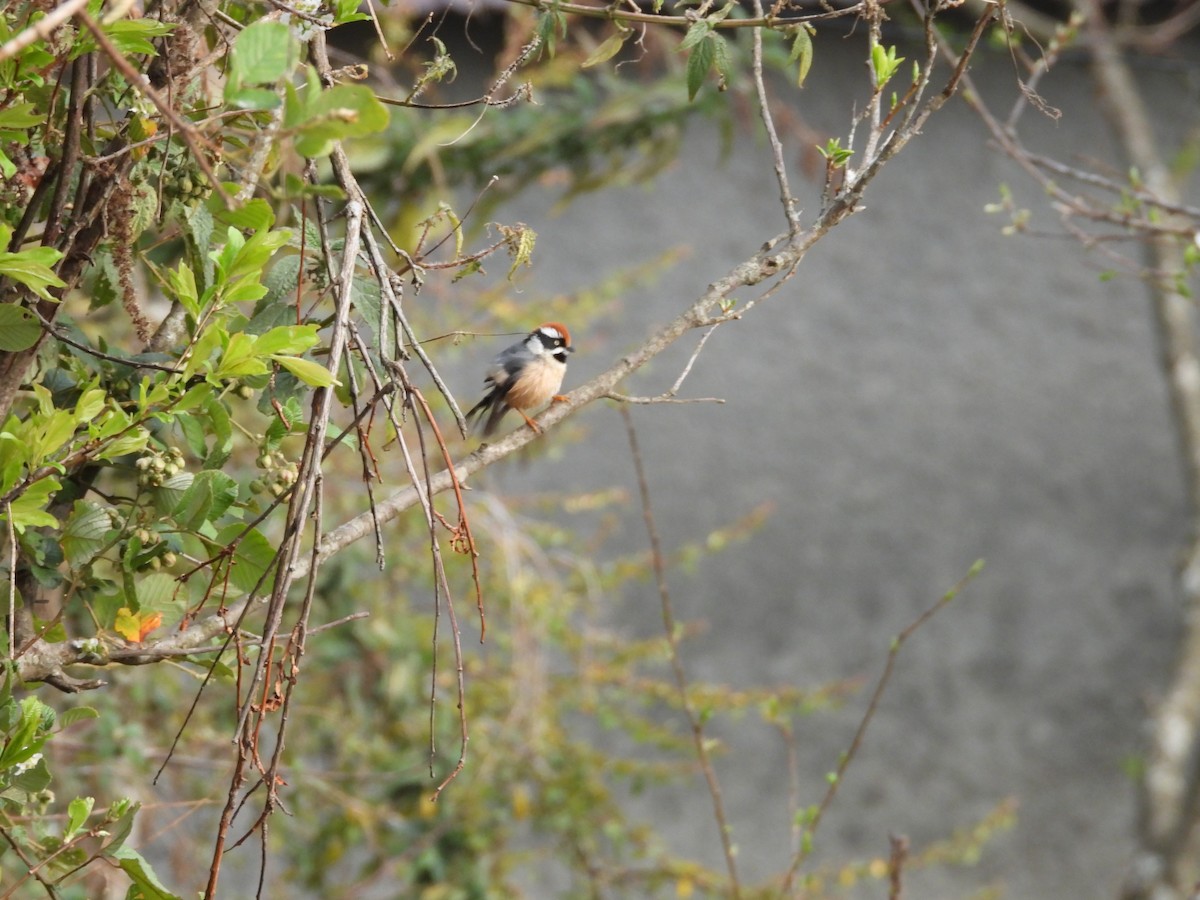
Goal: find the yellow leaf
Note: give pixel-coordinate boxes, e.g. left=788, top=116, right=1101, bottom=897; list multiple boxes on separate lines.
left=114, top=607, right=163, bottom=643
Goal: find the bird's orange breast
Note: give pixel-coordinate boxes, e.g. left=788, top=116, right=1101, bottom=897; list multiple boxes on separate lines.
left=505, top=358, right=566, bottom=411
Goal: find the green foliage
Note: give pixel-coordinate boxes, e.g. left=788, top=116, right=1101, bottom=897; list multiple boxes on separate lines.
left=818, top=137, right=854, bottom=168
left=788, top=23, right=816, bottom=87
left=679, top=6, right=736, bottom=101
left=0, top=0, right=1016, bottom=895
left=0, top=673, right=175, bottom=898
left=869, top=42, right=905, bottom=90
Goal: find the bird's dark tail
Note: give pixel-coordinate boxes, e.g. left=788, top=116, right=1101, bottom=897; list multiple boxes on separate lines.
left=466, top=390, right=508, bottom=436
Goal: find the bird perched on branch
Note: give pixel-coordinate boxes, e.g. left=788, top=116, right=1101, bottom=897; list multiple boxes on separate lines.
left=466, top=323, right=573, bottom=437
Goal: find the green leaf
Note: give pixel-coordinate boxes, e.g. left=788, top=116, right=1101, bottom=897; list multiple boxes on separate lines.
left=135, top=573, right=179, bottom=612
left=790, top=25, right=814, bottom=87
left=102, top=799, right=140, bottom=854
left=3, top=477, right=61, bottom=533
left=110, top=846, right=182, bottom=900
left=226, top=86, right=284, bottom=111
left=153, top=473, right=194, bottom=516
left=178, top=415, right=207, bottom=459
left=0, top=103, right=45, bottom=131
left=215, top=525, right=277, bottom=595
left=253, top=325, right=320, bottom=357
left=61, top=501, right=112, bottom=569
left=96, top=425, right=150, bottom=461
left=164, top=262, right=199, bottom=318
left=202, top=398, right=232, bottom=470
left=536, top=9, right=567, bottom=57
left=213, top=332, right=269, bottom=381
left=0, top=305, right=41, bottom=351
left=173, top=470, right=238, bottom=530
left=214, top=198, right=275, bottom=232
left=582, top=30, right=628, bottom=68
left=290, top=83, right=390, bottom=159
left=74, top=387, right=107, bottom=422
left=65, top=796, right=95, bottom=841
left=679, top=19, right=712, bottom=51
left=0, top=697, right=50, bottom=768
left=229, top=20, right=299, bottom=88
left=272, top=355, right=339, bottom=388
left=686, top=34, right=716, bottom=102
left=58, top=707, right=99, bottom=729
left=10, top=756, right=51, bottom=793
left=96, top=19, right=175, bottom=57
left=0, top=245, right=65, bottom=301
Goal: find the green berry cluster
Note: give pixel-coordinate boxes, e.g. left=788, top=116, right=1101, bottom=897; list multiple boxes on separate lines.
left=161, top=167, right=212, bottom=207
left=129, top=527, right=178, bottom=570
left=134, top=446, right=185, bottom=488
left=250, top=449, right=298, bottom=498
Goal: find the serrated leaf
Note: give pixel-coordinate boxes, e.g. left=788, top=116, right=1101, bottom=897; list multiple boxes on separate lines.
left=102, top=799, right=139, bottom=853
left=679, top=20, right=712, bottom=51
left=215, top=525, right=277, bottom=595
left=179, top=415, right=207, bottom=459
left=582, top=31, right=628, bottom=68
left=229, top=20, right=299, bottom=87
left=0, top=305, right=41, bottom=351
left=261, top=255, right=302, bottom=311
left=272, top=355, right=339, bottom=388
left=58, top=707, right=99, bottom=729
left=61, top=501, right=112, bottom=568
left=686, top=35, right=716, bottom=101
left=153, top=473, right=194, bottom=516
left=97, top=19, right=175, bottom=57
left=134, top=574, right=178, bottom=612
left=173, top=470, right=238, bottom=529
left=790, top=26, right=814, bottom=87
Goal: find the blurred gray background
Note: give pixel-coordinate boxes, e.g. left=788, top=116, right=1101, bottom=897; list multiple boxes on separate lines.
left=454, top=33, right=1200, bottom=897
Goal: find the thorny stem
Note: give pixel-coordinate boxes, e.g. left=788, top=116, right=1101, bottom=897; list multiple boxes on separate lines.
left=621, top=406, right=742, bottom=898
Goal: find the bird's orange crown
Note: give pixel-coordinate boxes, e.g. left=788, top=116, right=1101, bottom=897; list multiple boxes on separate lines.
left=537, top=322, right=572, bottom=347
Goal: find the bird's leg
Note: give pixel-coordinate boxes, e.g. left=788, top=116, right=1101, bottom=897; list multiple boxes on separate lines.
left=550, top=394, right=569, bottom=404
left=517, top=408, right=543, bottom=434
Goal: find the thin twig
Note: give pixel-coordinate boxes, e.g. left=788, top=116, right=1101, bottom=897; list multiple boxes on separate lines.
left=750, top=0, right=801, bottom=234
left=621, top=405, right=742, bottom=898
left=888, top=833, right=909, bottom=900
left=0, top=0, right=90, bottom=63
left=777, top=560, right=985, bottom=896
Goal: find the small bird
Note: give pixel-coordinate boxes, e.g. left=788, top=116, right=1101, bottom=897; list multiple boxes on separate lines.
left=466, top=323, right=574, bottom=437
